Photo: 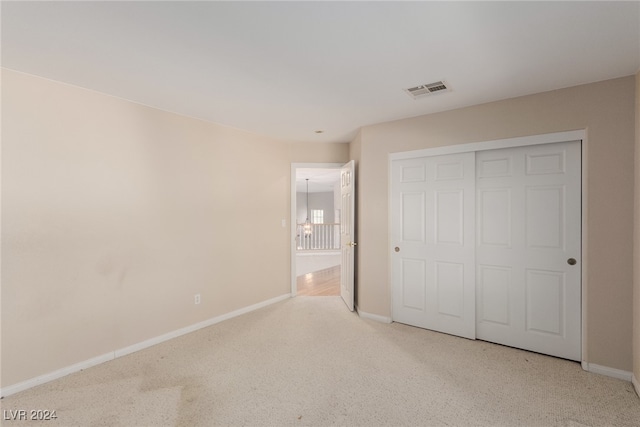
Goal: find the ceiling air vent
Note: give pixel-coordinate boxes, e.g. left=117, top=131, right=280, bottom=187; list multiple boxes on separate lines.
left=405, top=80, right=450, bottom=99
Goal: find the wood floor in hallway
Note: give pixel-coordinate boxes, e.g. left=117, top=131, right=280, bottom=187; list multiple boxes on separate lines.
left=296, top=265, right=340, bottom=296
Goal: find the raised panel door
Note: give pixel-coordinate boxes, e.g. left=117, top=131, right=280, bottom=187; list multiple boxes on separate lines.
left=392, top=153, right=476, bottom=339
left=476, top=141, right=581, bottom=361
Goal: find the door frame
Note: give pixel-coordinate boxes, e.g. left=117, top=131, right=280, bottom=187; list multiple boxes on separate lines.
left=290, top=163, right=344, bottom=296
left=388, top=129, right=588, bottom=365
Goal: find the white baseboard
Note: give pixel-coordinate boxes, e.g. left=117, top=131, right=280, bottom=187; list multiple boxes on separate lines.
left=632, top=373, right=639, bottom=398
left=0, top=352, right=113, bottom=398
left=1, top=293, right=291, bottom=398
left=581, top=362, right=633, bottom=382
left=115, top=293, right=290, bottom=358
left=355, top=305, right=392, bottom=324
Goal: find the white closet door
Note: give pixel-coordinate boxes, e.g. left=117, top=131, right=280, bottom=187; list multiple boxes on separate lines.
left=391, top=152, right=476, bottom=339
left=475, top=141, right=581, bottom=360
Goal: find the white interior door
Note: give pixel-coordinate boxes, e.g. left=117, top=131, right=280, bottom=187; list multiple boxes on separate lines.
left=391, top=153, right=476, bottom=339
left=340, top=160, right=355, bottom=311
left=476, top=141, right=581, bottom=360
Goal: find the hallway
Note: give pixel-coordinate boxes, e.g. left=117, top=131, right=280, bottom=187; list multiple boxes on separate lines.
left=296, top=265, right=340, bottom=296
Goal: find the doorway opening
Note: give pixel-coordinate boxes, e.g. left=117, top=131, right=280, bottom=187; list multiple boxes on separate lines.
left=291, top=164, right=343, bottom=296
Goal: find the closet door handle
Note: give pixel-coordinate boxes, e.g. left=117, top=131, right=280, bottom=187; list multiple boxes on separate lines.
left=567, top=258, right=577, bottom=265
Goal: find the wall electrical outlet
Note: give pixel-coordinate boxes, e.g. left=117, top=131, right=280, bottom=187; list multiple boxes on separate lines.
left=194, top=294, right=201, bottom=305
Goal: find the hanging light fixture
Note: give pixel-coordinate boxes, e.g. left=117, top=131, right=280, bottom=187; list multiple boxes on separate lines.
left=304, top=178, right=312, bottom=236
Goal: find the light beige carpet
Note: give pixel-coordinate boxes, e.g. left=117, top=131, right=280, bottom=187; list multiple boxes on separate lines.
left=1, top=296, right=639, bottom=426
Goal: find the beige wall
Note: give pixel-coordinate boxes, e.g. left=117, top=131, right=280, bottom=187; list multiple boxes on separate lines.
left=634, top=70, right=640, bottom=388
left=288, top=142, right=349, bottom=164
left=0, top=70, right=345, bottom=388
left=355, top=76, right=636, bottom=371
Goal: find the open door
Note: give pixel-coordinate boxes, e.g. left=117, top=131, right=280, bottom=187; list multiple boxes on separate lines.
left=340, top=160, right=355, bottom=311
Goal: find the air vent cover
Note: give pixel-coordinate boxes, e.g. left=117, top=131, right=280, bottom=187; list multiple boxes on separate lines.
left=405, top=81, right=451, bottom=99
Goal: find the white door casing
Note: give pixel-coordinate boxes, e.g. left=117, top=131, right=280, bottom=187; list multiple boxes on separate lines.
left=390, top=139, right=581, bottom=361
left=340, top=160, right=355, bottom=311
left=391, top=153, right=476, bottom=339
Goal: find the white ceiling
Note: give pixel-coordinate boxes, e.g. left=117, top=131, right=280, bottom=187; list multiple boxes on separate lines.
left=2, top=1, right=639, bottom=144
